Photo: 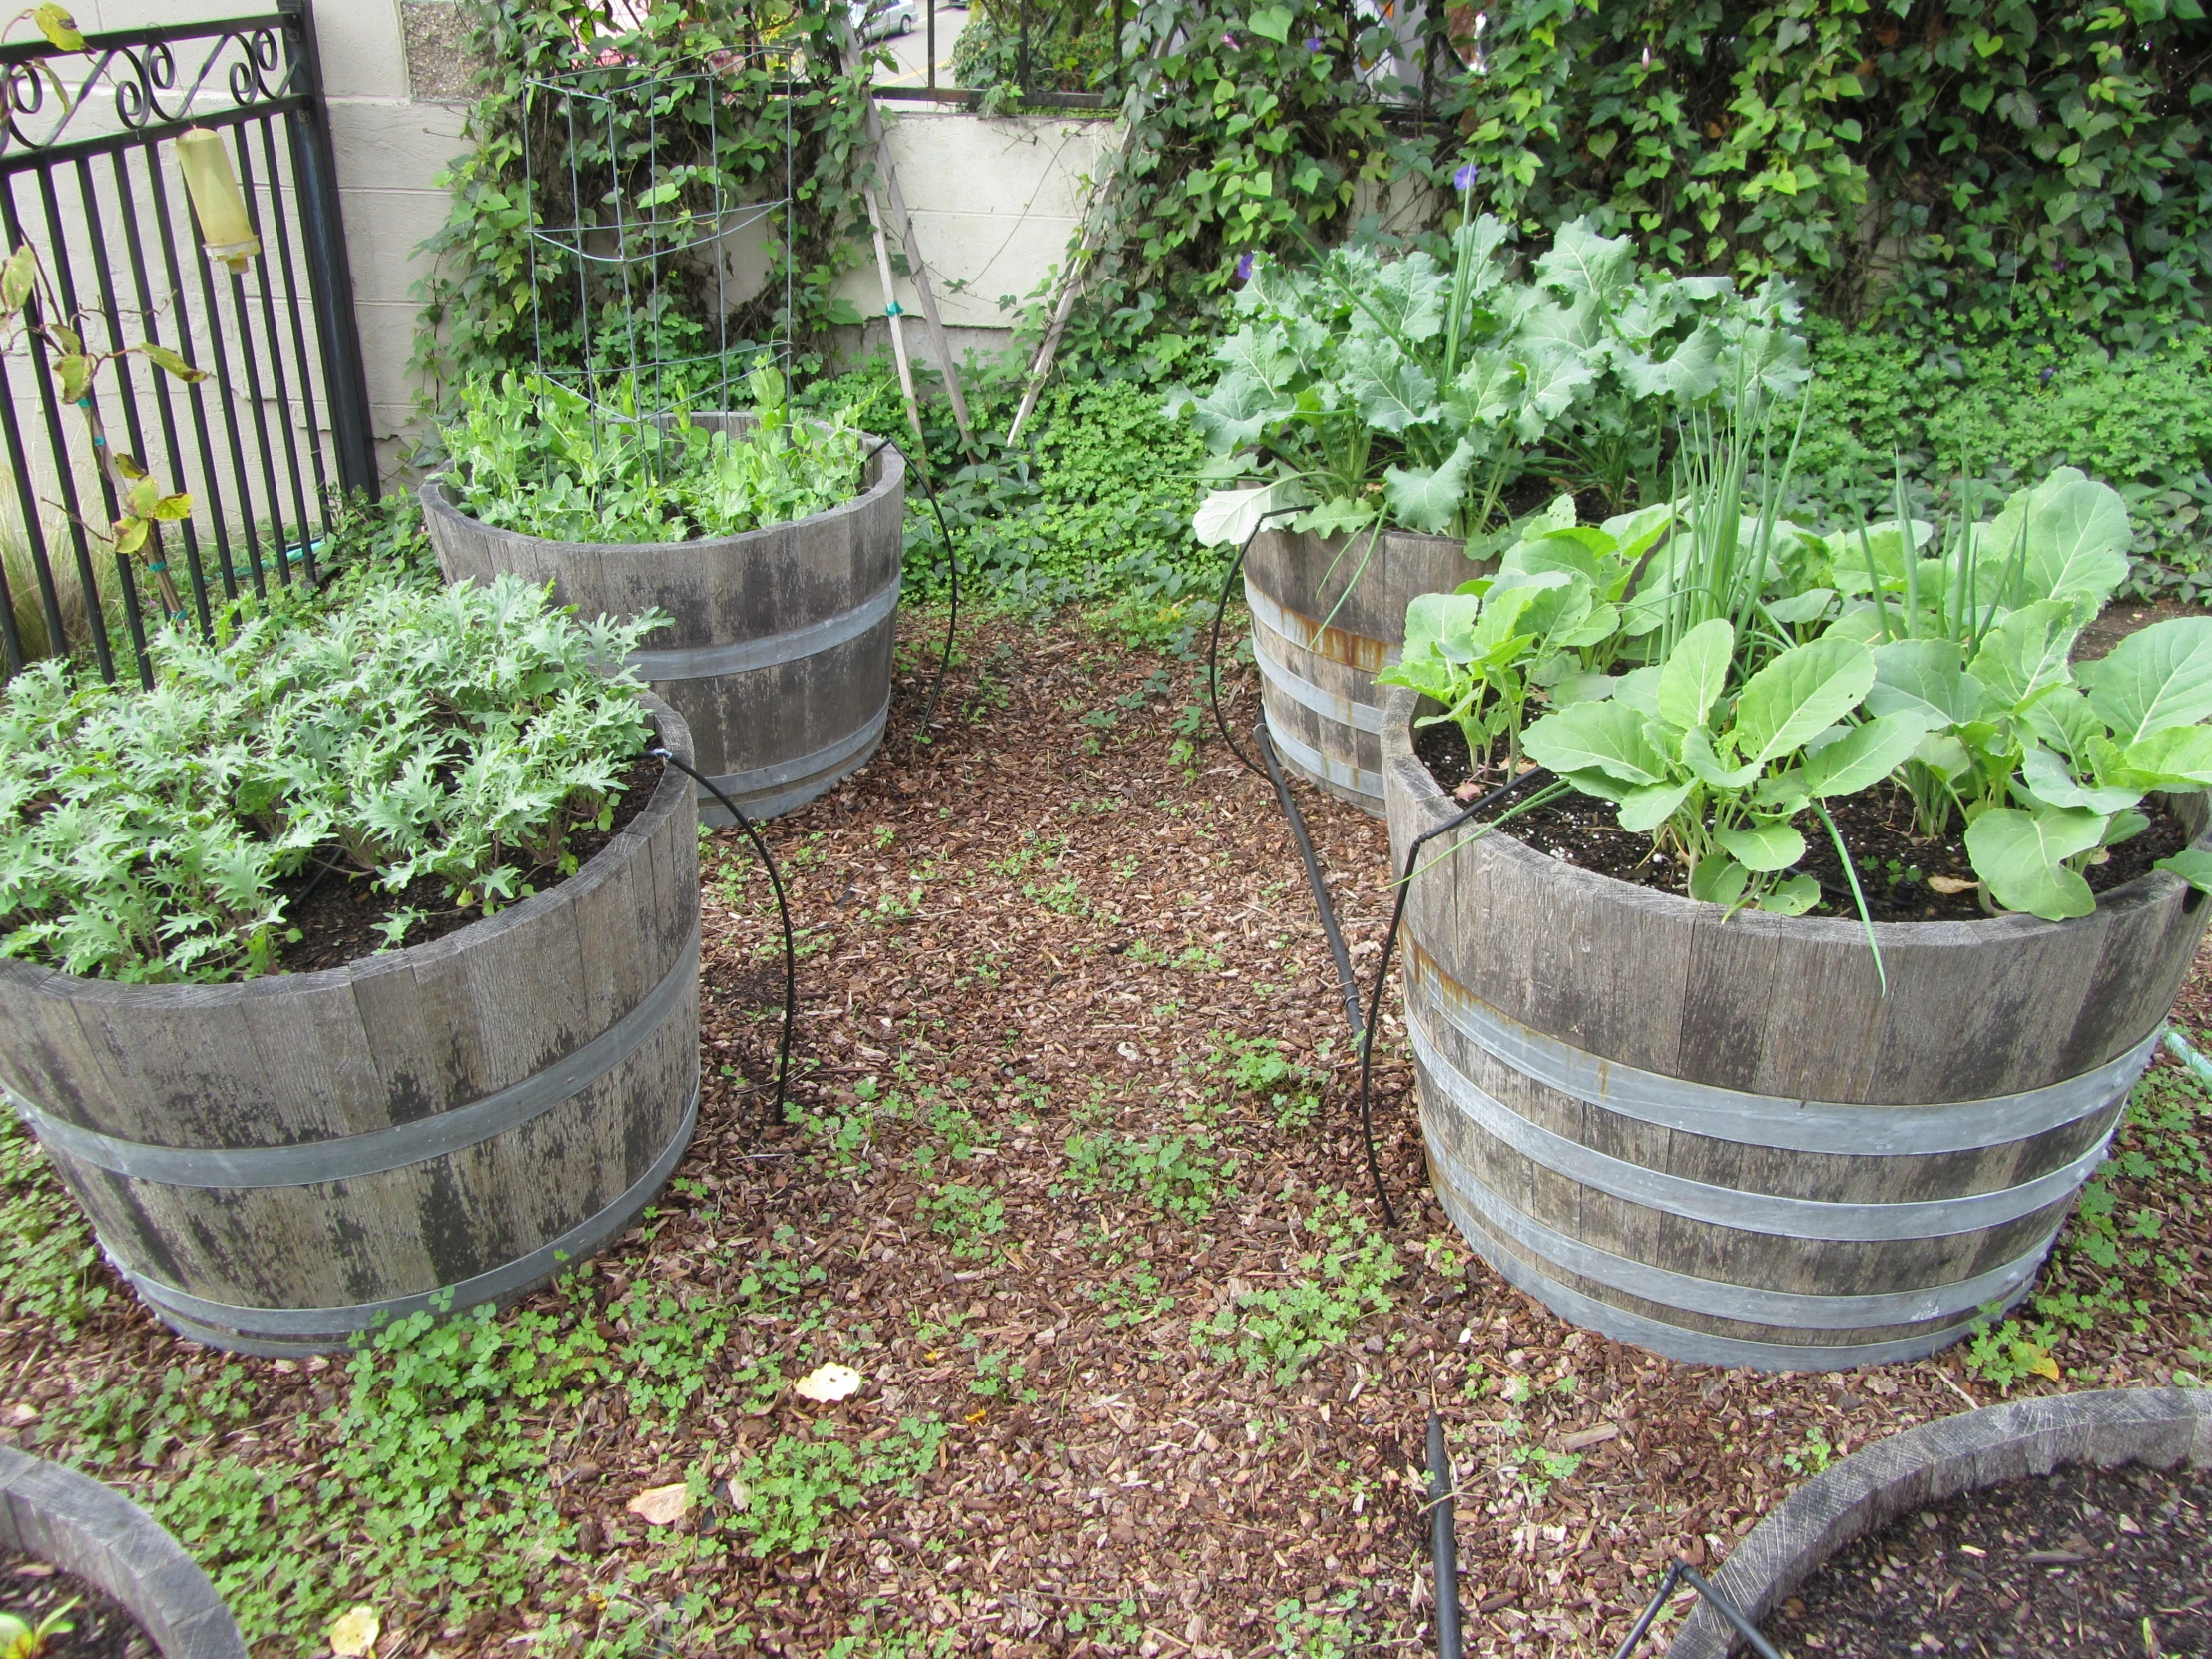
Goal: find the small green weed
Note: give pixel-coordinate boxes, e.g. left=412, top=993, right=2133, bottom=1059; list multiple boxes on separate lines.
left=1205, top=1190, right=1399, bottom=1383
left=1061, top=1130, right=1231, bottom=1221
left=921, top=1182, right=1008, bottom=1261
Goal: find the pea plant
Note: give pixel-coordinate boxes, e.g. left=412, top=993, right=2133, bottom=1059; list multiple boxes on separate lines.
left=441, top=364, right=864, bottom=544
left=0, top=577, right=665, bottom=983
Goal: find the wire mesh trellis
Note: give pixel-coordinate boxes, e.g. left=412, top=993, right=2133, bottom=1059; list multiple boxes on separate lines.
left=516, top=49, right=797, bottom=491
left=0, top=1, right=373, bottom=688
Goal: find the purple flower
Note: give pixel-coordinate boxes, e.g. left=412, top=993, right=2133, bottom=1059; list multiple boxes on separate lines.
left=1223, top=31, right=1238, bottom=46
left=1305, top=33, right=1323, bottom=50
left=1453, top=162, right=1480, bottom=191
left=1235, top=251, right=1255, bottom=282
left=2040, top=366, right=2056, bottom=385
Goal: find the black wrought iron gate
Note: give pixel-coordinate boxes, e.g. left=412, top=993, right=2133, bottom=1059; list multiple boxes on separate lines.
left=0, top=0, right=375, bottom=687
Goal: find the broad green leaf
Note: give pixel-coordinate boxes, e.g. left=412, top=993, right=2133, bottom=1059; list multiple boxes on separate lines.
left=1759, top=873, right=1822, bottom=915
left=1967, top=598, right=2088, bottom=713
left=127, top=476, right=158, bottom=515
left=2118, top=723, right=2212, bottom=787
left=1191, top=478, right=1312, bottom=547
left=0, top=245, right=33, bottom=313
left=1447, top=349, right=1521, bottom=430
left=1512, top=340, right=1595, bottom=440
left=1963, top=807, right=2105, bottom=920
left=1534, top=217, right=1635, bottom=309
left=1764, top=588, right=1834, bottom=626
left=1597, top=501, right=1675, bottom=565
left=113, top=514, right=149, bottom=554
left=2153, top=849, right=2212, bottom=894
left=2076, top=617, right=2212, bottom=743
left=1548, top=670, right=1618, bottom=706
left=1247, top=5, right=1294, bottom=41
left=1611, top=665, right=1663, bottom=718
left=1715, top=820, right=1807, bottom=872
left=1975, top=467, right=2131, bottom=609
left=2022, top=684, right=2102, bottom=761
left=1343, top=334, right=1439, bottom=433
left=1290, top=495, right=1376, bottom=539
left=1521, top=701, right=1673, bottom=786
left=141, top=342, right=210, bottom=383
left=1868, top=639, right=1988, bottom=726
left=1731, top=635, right=1875, bottom=769
left=1913, top=731, right=1972, bottom=781
left=1616, top=780, right=1694, bottom=834
left=54, top=353, right=90, bottom=402
left=1656, top=618, right=1733, bottom=732
left=1399, top=592, right=1484, bottom=663
left=35, top=6, right=88, bottom=51
left=1620, top=323, right=1723, bottom=403
left=1187, top=368, right=1289, bottom=454
left=2018, top=744, right=2142, bottom=814
left=1688, top=853, right=1749, bottom=906
left=1804, top=711, right=1937, bottom=798
left=1681, top=724, right=1758, bottom=789
left=152, top=492, right=192, bottom=522
left=1383, top=439, right=1476, bottom=534
left=112, top=450, right=147, bottom=480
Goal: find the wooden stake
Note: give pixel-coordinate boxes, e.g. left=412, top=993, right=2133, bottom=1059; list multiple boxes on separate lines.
left=861, top=179, right=927, bottom=463
left=865, top=98, right=973, bottom=448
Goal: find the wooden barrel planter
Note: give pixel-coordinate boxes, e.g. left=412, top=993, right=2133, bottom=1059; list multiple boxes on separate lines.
left=422, top=420, right=904, bottom=825
left=1245, top=525, right=1484, bottom=817
left=1381, top=686, right=2212, bottom=1372
left=0, top=1446, right=246, bottom=1657
left=0, top=699, right=701, bottom=1357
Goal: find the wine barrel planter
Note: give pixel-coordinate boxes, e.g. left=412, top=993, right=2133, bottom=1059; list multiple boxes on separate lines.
left=0, top=699, right=701, bottom=1357
left=1669, top=1387, right=2212, bottom=1658
left=0, top=1445, right=246, bottom=1658
left=422, top=419, right=904, bottom=825
left=1382, top=686, right=2212, bottom=1372
left=1245, top=525, right=1483, bottom=817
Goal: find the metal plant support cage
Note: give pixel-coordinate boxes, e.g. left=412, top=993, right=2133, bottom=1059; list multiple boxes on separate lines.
left=516, top=49, right=797, bottom=494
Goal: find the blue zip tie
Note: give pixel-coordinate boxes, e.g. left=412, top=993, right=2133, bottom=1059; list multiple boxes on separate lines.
left=884, top=301, right=903, bottom=317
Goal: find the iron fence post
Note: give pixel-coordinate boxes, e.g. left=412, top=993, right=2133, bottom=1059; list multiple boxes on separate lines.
left=278, top=0, right=378, bottom=503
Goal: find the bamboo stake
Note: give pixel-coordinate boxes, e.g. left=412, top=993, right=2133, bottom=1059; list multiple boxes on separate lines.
left=864, top=97, right=973, bottom=447
left=860, top=179, right=927, bottom=463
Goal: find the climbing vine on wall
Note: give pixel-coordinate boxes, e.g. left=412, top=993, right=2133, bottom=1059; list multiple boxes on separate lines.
left=409, top=0, right=883, bottom=405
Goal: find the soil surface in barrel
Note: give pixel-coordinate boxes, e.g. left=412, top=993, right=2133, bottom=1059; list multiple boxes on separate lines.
left=0, top=1548, right=157, bottom=1657
left=274, top=746, right=665, bottom=973
left=1413, top=723, right=2189, bottom=922
left=1773, top=1459, right=2210, bottom=1656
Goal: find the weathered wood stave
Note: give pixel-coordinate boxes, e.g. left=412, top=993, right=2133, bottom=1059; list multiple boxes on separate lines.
left=1382, top=685, right=2212, bottom=1370
left=1244, top=526, right=1481, bottom=817
left=0, top=699, right=702, bottom=1356
left=422, top=421, right=904, bottom=825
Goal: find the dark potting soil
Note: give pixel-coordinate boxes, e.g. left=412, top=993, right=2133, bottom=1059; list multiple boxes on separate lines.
left=1413, top=723, right=2191, bottom=922
left=0, top=1547, right=158, bottom=1658
left=274, top=746, right=664, bottom=974
left=1773, top=1458, right=2211, bottom=1657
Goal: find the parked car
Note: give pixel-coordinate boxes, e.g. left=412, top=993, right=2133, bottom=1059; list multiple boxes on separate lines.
left=851, top=0, right=915, bottom=40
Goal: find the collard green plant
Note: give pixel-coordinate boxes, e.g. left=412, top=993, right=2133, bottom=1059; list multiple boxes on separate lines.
left=1175, top=211, right=1804, bottom=554
left=1388, top=441, right=2212, bottom=928
left=0, top=576, right=664, bottom=983
left=442, top=365, right=864, bottom=543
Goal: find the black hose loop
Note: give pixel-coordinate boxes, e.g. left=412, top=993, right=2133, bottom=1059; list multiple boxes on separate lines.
left=864, top=433, right=960, bottom=749
left=1356, top=765, right=1553, bottom=1230
left=653, top=747, right=797, bottom=1125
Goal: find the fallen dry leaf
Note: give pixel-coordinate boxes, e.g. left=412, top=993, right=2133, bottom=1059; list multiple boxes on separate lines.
left=626, top=1482, right=691, bottom=1525
left=328, top=1605, right=380, bottom=1657
left=793, top=1362, right=863, bottom=1402
left=1927, top=874, right=1975, bottom=894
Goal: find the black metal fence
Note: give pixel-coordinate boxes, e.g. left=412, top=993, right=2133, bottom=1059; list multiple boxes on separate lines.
left=0, top=2, right=374, bottom=688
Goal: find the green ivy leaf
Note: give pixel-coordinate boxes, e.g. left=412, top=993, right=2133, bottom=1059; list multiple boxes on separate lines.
left=1963, top=806, right=2105, bottom=920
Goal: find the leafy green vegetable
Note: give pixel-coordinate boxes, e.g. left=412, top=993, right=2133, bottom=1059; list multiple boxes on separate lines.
left=0, top=577, right=665, bottom=982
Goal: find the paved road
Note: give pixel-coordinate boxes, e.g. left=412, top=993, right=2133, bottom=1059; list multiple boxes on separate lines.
left=873, top=1, right=968, bottom=88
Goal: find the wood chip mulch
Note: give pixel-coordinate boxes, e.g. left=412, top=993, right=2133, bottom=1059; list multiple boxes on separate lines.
left=3, top=604, right=2210, bottom=1659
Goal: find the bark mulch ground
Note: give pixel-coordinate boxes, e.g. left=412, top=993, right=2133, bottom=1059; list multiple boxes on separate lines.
left=1778, top=1460, right=2211, bottom=1656
left=0, top=604, right=2208, bottom=1659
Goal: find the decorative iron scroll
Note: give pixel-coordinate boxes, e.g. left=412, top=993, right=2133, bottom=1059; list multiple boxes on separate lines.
left=0, top=15, right=303, bottom=167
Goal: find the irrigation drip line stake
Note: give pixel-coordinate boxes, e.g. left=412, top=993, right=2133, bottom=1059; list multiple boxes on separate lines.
left=1255, top=721, right=1364, bottom=1041
left=653, top=749, right=796, bottom=1124
left=1426, top=1410, right=1463, bottom=1659
left=1609, top=1560, right=1785, bottom=1659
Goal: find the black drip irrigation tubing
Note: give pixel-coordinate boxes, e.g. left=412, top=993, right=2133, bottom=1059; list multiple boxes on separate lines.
left=1610, top=1560, right=1786, bottom=1659
left=657, top=435, right=961, bottom=1129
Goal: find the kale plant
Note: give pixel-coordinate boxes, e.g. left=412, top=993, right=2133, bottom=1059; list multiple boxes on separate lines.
left=1175, top=207, right=1806, bottom=555
left=441, top=365, right=865, bottom=544
left=0, top=577, right=664, bottom=983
